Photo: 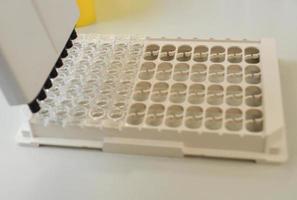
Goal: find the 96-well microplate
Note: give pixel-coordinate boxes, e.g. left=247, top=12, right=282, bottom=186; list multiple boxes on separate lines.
left=19, top=34, right=287, bottom=163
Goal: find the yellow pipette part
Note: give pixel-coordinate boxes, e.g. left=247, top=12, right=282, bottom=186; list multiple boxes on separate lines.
left=76, top=0, right=96, bottom=27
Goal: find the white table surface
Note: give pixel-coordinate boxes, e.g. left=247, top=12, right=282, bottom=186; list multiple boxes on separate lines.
left=1, top=0, right=297, bottom=199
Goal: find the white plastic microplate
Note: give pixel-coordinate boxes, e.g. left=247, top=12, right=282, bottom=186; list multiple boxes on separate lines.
left=17, top=34, right=287, bottom=163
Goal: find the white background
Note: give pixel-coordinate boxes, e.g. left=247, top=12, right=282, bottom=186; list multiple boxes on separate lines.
left=1, top=0, right=297, bottom=199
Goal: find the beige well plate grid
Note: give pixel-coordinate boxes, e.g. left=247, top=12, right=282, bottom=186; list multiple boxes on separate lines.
left=17, top=34, right=287, bottom=163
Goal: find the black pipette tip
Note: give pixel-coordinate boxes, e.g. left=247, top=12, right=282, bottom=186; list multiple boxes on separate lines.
left=28, top=100, right=40, bottom=113
left=66, top=39, right=73, bottom=49
left=70, top=29, right=78, bottom=40
left=43, top=79, right=52, bottom=89
left=37, top=89, right=47, bottom=101
left=61, top=49, right=68, bottom=58
left=50, top=68, right=58, bottom=78
left=55, top=58, right=63, bottom=68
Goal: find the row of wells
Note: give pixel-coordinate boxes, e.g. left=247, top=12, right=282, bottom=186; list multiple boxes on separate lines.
left=139, top=62, right=261, bottom=84
left=133, top=82, right=262, bottom=107
left=126, top=104, right=263, bottom=133
left=144, top=44, right=260, bottom=64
